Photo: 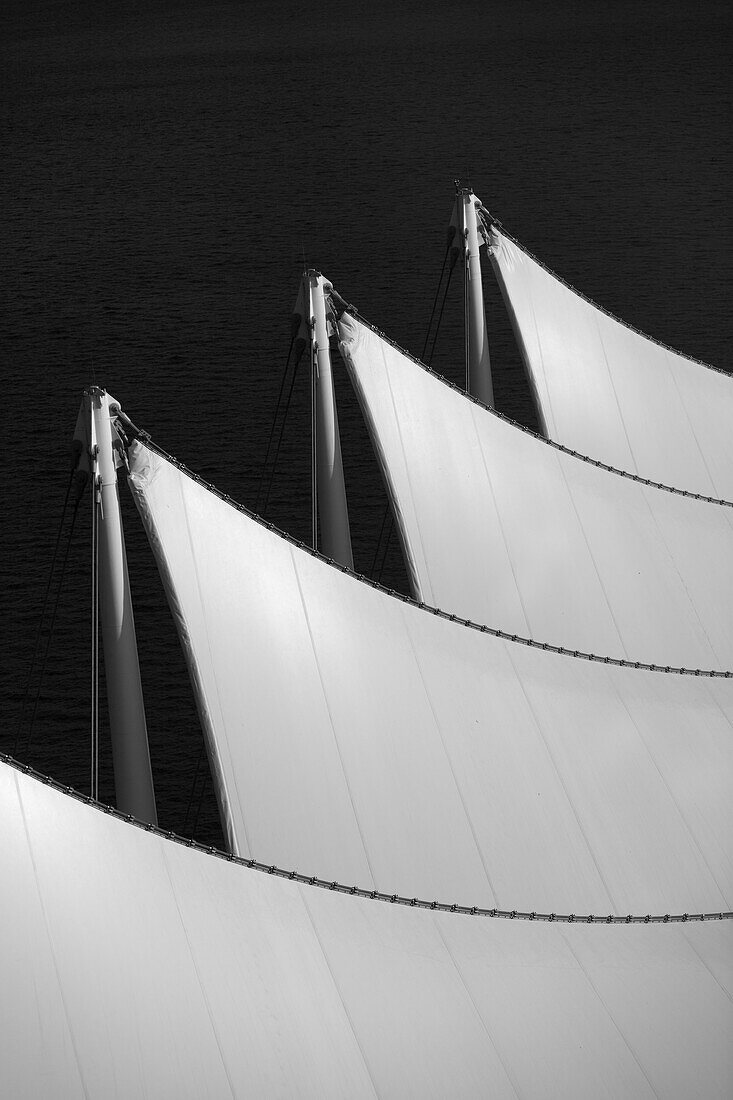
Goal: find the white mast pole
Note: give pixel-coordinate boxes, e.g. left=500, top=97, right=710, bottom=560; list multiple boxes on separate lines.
left=454, top=187, right=494, bottom=407
left=307, top=270, right=354, bottom=570
left=90, top=388, right=157, bottom=825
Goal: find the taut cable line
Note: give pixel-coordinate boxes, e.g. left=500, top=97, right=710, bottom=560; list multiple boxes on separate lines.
left=421, top=238, right=452, bottom=363
left=2, top=753, right=729, bottom=927
left=477, top=210, right=732, bottom=381
left=339, top=301, right=733, bottom=509
left=90, top=450, right=100, bottom=801
left=133, top=429, right=733, bottom=677
left=369, top=502, right=393, bottom=581
left=426, top=249, right=457, bottom=367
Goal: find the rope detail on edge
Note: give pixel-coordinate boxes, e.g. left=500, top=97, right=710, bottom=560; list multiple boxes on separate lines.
left=338, top=304, right=733, bottom=509
left=133, top=432, right=733, bottom=678
left=4, top=753, right=729, bottom=926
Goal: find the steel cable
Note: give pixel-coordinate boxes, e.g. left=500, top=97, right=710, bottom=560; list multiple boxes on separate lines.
left=90, top=467, right=99, bottom=801
left=4, top=750, right=729, bottom=928
left=421, top=240, right=451, bottom=363
left=426, top=254, right=456, bottom=367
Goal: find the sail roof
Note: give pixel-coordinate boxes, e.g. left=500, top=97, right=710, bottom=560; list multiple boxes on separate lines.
left=337, top=312, right=733, bottom=670
left=128, top=439, right=732, bottom=916
left=488, top=226, right=733, bottom=498
left=4, top=757, right=731, bottom=1099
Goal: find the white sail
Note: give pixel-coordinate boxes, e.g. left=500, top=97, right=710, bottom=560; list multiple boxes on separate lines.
left=338, top=313, right=733, bottom=669
left=128, top=440, right=733, bottom=915
left=4, top=758, right=731, bottom=1099
left=488, top=227, right=733, bottom=498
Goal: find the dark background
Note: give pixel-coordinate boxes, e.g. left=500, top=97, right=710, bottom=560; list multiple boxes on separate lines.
left=1, top=0, right=730, bottom=848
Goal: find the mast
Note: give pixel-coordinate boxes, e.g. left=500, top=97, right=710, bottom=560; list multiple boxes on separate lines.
left=295, top=271, right=354, bottom=570
left=78, top=388, right=157, bottom=825
left=451, top=186, right=494, bottom=407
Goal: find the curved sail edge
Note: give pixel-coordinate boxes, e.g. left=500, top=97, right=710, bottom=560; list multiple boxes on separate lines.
left=3, top=758, right=732, bottom=1100
left=337, top=312, right=733, bottom=671
left=487, top=227, right=733, bottom=498
left=127, top=441, right=733, bottom=915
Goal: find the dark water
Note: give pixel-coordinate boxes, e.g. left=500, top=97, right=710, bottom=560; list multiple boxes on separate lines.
left=1, top=0, right=730, bottom=847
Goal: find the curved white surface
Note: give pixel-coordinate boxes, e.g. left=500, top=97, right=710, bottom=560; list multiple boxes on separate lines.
left=338, top=313, right=733, bottom=669
left=128, top=442, right=733, bottom=915
left=488, top=228, right=733, bottom=498
left=3, top=760, right=731, bottom=1099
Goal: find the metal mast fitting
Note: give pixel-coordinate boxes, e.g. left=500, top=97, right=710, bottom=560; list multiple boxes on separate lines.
left=294, top=271, right=354, bottom=570
left=77, top=388, right=157, bottom=825
left=451, top=186, right=494, bottom=407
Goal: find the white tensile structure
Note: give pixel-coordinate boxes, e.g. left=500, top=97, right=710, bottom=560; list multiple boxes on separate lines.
left=10, top=194, right=733, bottom=1096
left=4, top=758, right=732, bottom=1099
left=487, top=225, right=733, bottom=498
left=337, top=312, right=733, bottom=670
left=129, top=440, right=732, bottom=917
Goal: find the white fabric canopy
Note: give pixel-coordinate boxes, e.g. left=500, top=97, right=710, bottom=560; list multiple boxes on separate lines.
left=129, top=441, right=733, bottom=916
left=338, top=313, right=733, bottom=670
left=488, top=227, right=733, bottom=498
left=4, top=759, right=731, bottom=1099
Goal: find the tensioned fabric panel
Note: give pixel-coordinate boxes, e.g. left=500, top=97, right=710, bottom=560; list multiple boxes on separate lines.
left=488, top=228, right=733, bottom=498
left=129, top=442, right=733, bottom=915
left=337, top=313, right=733, bottom=669
left=4, top=761, right=732, bottom=1099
